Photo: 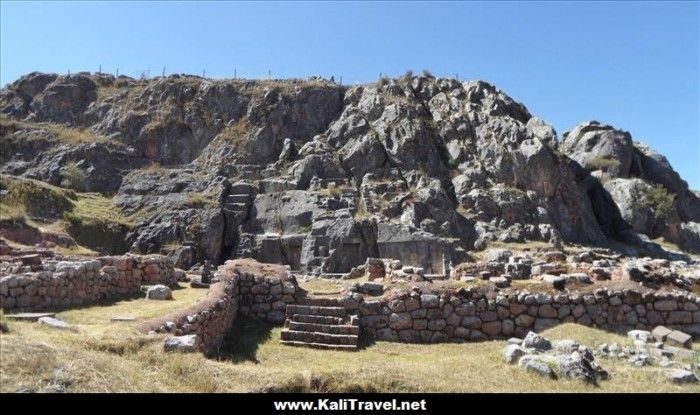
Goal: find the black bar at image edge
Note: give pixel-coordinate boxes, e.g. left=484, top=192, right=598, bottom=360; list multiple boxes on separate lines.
left=1, top=392, right=693, bottom=412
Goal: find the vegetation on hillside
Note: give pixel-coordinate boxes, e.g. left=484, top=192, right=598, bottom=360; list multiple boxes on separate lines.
left=643, top=184, right=675, bottom=220
left=0, top=174, right=132, bottom=254
left=585, top=156, right=621, bottom=172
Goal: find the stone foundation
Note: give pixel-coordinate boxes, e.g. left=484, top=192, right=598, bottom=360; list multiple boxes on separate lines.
left=350, top=287, right=700, bottom=343
left=0, top=254, right=176, bottom=312
left=142, top=259, right=301, bottom=354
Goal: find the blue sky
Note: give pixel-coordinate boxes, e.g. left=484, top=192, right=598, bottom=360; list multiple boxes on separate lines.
left=1, top=1, right=698, bottom=188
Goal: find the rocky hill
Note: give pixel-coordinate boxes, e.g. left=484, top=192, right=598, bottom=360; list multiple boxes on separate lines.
left=1, top=71, right=698, bottom=273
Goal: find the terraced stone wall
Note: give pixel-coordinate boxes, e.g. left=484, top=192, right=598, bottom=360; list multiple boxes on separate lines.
left=350, top=288, right=700, bottom=343
left=0, top=255, right=175, bottom=312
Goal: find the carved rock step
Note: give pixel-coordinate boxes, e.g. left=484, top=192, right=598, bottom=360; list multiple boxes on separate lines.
left=226, top=194, right=251, bottom=204
left=296, top=297, right=341, bottom=307
left=285, top=304, right=346, bottom=317
left=290, top=314, right=345, bottom=325
left=224, top=202, right=248, bottom=211
left=280, top=340, right=359, bottom=351
left=288, top=321, right=360, bottom=335
left=280, top=329, right=359, bottom=346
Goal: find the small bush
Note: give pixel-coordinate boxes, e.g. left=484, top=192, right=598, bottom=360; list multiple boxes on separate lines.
left=585, top=156, right=620, bottom=172
left=377, top=76, right=389, bottom=87
left=422, top=69, right=434, bottom=78
left=61, top=161, right=88, bottom=190
left=643, top=184, right=675, bottom=220
left=63, top=211, right=83, bottom=226
left=401, top=70, right=414, bottom=83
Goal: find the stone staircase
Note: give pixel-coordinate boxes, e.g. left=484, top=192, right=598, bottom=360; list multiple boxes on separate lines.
left=224, top=193, right=252, bottom=222
left=281, top=298, right=360, bottom=351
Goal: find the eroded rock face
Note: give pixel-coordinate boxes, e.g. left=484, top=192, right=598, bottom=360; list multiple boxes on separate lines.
left=560, top=122, right=700, bottom=253
left=604, top=178, right=662, bottom=236
left=1, top=72, right=698, bottom=268
left=561, top=121, right=635, bottom=177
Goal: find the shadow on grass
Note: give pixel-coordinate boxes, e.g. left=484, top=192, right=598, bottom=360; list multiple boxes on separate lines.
left=214, top=317, right=274, bottom=364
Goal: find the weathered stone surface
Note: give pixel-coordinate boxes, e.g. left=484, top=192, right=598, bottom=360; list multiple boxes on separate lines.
left=627, top=330, right=653, bottom=343
left=522, top=331, right=552, bottom=351
left=666, top=369, right=698, bottom=384
left=389, top=312, right=413, bottom=330
left=420, top=294, right=439, bottom=309
left=552, top=339, right=580, bottom=354
left=503, top=344, right=525, bottom=363
left=518, top=355, right=556, bottom=379
left=164, top=335, right=200, bottom=352
left=146, top=285, right=173, bottom=300
left=542, top=275, right=566, bottom=290
left=38, top=316, right=70, bottom=329
left=666, top=330, right=692, bottom=349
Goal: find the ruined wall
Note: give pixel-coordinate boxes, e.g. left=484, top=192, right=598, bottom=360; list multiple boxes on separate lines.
left=345, top=288, right=700, bottom=343
left=143, top=259, right=301, bottom=354
left=237, top=267, right=300, bottom=323
left=143, top=274, right=240, bottom=354
left=0, top=255, right=175, bottom=312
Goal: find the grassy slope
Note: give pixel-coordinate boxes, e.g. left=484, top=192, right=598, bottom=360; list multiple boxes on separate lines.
left=1, top=284, right=698, bottom=393
left=0, top=175, right=132, bottom=255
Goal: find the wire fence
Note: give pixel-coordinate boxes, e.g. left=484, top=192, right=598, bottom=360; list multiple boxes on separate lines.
left=63, top=65, right=452, bottom=86
left=63, top=66, right=459, bottom=86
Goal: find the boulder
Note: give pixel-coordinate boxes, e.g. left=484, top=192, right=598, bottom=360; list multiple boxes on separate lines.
left=627, top=330, right=653, bottom=343
left=146, top=285, right=173, bottom=300
left=518, top=355, right=557, bottom=379
left=503, top=344, right=526, bottom=364
left=38, top=316, right=70, bottom=329
left=561, top=121, right=634, bottom=177
left=522, top=331, right=552, bottom=351
left=666, top=369, right=698, bottom=384
left=666, top=330, right=692, bottom=349
left=542, top=274, right=566, bottom=290
left=164, top=335, right=200, bottom=352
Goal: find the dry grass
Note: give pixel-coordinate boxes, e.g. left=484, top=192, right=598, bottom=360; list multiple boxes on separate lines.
left=3, top=299, right=698, bottom=393
left=50, top=125, right=108, bottom=145
left=0, top=175, right=131, bottom=254
left=1, top=117, right=110, bottom=145
left=70, top=192, right=133, bottom=227
left=298, top=278, right=345, bottom=295
left=217, top=118, right=249, bottom=144
left=187, top=192, right=216, bottom=208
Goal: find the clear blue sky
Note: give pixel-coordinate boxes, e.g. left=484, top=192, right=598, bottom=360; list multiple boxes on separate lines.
left=2, top=1, right=698, bottom=189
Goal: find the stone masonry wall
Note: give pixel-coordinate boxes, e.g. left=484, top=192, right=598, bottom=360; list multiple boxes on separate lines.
left=237, top=269, right=300, bottom=324
left=0, top=254, right=175, bottom=312
left=143, top=259, right=301, bottom=354
left=346, top=287, right=700, bottom=343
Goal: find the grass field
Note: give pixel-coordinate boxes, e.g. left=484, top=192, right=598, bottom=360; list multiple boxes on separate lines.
left=1, top=285, right=698, bottom=393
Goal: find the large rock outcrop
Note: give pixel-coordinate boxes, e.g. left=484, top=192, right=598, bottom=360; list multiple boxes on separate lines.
left=560, top=121, right=700, bottom=252
left=1, top=71, right=698, bottom=266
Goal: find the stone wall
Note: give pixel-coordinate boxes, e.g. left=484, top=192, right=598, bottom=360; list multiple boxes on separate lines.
left=346, top=287, right=700, bottom=343
left=0, top=254, right=175, bottom=312
left=236, top=265, right=300, bottom=324
left=142, top=273, right=240, bottom=354
left=142, top=259, right=301, bottom=354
